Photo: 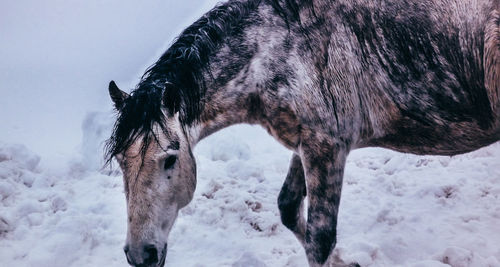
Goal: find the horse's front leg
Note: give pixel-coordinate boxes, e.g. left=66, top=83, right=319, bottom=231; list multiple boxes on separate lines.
left=300, top=141, right=358, bottom=267
left=278, top=153, right=307, bottom=243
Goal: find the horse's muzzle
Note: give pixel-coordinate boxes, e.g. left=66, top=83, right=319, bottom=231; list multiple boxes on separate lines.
left=124, top=243, right=167, bottom=267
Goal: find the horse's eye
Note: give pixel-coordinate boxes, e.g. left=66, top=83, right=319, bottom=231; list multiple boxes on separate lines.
left=164, top=155, right=177, bottom=170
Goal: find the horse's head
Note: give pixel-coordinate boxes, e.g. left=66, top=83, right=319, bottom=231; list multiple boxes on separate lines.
left=107, top=81, right=196, bottom=267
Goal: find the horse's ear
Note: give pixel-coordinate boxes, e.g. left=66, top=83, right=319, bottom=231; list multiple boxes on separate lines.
left=108, top=80, right=129, bottom=110
left=163, top=82, right=180, bottom=115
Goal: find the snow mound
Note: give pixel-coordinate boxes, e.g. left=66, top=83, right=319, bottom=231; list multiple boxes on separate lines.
left=433, top=247, right=500, bottom=267
left=79, top=112, right=115, bottom=172
left=0, top=143, right=40, bottom=172
left=0, top=135, right=127, bottom=267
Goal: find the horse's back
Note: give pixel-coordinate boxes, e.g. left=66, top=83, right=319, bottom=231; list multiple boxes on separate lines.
left=329, top=0, right=500, bottom=154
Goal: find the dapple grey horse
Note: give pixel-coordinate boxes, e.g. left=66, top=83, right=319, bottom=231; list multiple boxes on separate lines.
left=106, top=0, right=499, bottom=266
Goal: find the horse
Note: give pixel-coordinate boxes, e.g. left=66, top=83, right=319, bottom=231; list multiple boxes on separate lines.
left=105, top=0, right=500, bottom=266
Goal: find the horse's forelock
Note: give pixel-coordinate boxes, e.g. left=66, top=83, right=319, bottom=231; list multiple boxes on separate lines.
left=105, top=87, right=168, bottom=166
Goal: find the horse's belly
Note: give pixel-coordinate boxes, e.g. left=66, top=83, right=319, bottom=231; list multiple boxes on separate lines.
left=366, top=117, right=500, bottom=156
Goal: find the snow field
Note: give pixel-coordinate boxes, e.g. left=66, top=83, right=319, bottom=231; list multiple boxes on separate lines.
left=1, top=112, right=500, bottom=266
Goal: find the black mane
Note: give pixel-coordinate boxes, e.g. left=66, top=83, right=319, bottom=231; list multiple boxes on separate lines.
left=139, top=0, right=261, bottom=123
left=268, top=0, right=315, bottom=27
left=105, top=0, right=260, bottom=164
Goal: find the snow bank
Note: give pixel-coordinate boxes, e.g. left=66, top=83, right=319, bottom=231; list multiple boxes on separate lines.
left=0, top=133, right=127, bottom=267
left=1, top=112, right=500, bottom=266
left=78, top=111, right=115, bottom=172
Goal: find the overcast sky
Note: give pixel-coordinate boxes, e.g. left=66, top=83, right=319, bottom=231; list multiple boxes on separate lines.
left=0, top=0, right=219, bottom=160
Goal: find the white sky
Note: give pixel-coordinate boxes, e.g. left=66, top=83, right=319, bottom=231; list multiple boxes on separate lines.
left=0, top=0, right=219, bottom=160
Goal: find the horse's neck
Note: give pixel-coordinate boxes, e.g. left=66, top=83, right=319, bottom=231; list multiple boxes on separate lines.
left=190, top=73, right=265, bottom=142
left=185, top=1, right=319, bottom=149
left=186, top=7, right=287, bottom=144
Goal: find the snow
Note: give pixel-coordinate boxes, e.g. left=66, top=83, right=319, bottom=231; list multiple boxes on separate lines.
left=1, top=114, right=500, bottom=266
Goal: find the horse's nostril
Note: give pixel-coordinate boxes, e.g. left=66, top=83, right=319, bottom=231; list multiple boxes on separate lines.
left=143, top=244, right=159, bottom=265
left=123, top=245, right=133, bottom=265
